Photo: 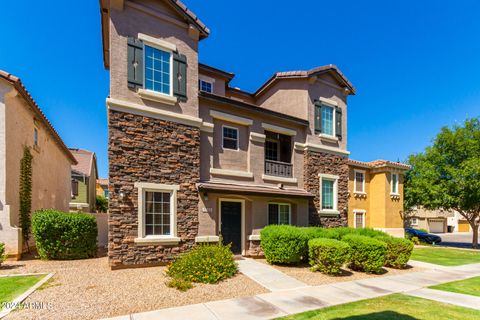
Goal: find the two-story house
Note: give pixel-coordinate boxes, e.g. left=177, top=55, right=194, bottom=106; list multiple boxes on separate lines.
left=100, top=0, right=406, bottom=268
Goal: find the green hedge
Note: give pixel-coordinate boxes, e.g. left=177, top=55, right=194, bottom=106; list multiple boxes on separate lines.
left=308, top=238, right=350, bottom=275
left=342, top=234, right=387, bottom=274
left=379, top=236, right=414, bottom=269
left=166, top=243, right=237, bottom=284
left=32, top=210, right=97, bottom=260
left=261, top=225, right=310, bottom=264
left=0, top=242, right=5, bottom=265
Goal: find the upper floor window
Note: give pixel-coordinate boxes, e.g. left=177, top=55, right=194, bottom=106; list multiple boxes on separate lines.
left=391, top=173, right=399, bottom=195
left=144, top=45, right=172, bottom=95
left=319, top=174, right=339, bottom=213
left=199, top=79, right=213, bottom=93
left=268, top=203, right=291, bottom=225
left=33, top=127, right=38, bottom=146
left=222, top=126, right=238, bottom=150
left=354, top=170, right=365, bottom=193
left=321, top=105, right=334, bottom=136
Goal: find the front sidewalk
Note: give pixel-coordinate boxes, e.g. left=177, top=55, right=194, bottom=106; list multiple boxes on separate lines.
left=105, top=261, right=480, bottom=320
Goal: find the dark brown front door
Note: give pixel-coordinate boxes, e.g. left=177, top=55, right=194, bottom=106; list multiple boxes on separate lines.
left=220, top=201, right=242, bottom=254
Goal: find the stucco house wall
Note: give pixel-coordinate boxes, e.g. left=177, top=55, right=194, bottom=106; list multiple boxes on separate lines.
left=0, top=76, right=74, bottom=258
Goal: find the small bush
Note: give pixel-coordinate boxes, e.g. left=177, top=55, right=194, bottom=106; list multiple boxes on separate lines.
left=32, top=210, right=97, bottom=260
left=342, top=234, right=387, bottom=274
left=0, top=243, right=5, bottom=265
left=95, top=195, right=108, bottom=213
left=379, top=237, right=413, bottom=269
left=410, top=236, right=420, bottom=245
left=419, top=228, right=429, bottom=233
left=166, top=243, right=237, bottom=284
left=308, top=238, right=350, bottom=275
left=166, top=277, right=193, bottom=292
left=261, top=225, right=310, bottom=264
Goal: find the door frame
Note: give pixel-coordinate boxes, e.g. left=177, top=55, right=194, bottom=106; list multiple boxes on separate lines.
left=219, top=198, right=245, bottom=255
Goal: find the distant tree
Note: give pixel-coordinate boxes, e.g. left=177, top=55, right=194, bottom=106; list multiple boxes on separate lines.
left=96, top=195, right=108, bottom=213
left=404, top=118, right=480, bottom=248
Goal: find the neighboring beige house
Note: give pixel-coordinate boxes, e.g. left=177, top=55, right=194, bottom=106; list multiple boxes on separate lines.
left=0, top=70, right=77, bottom=259
left=100, top=0, right=409, bottom=268
left=70, top=149, right=98, bottom=213
left=407, top=207, right=454, bottom=233
left=96, top=178, right=109, bottom=199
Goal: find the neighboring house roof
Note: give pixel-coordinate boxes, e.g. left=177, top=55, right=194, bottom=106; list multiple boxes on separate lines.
left=197, top=182, right=315, bottom=198
left=349, top=159, right=411, bottom=171
left=0, top=70, right=77, bottom=165
left=199, top=63, right=235, bottom=83
left=70, top=149, right=98, bottom=179
left=100, top=0, right=209, bottom=68
left=97, top=178, right=109, bottom=186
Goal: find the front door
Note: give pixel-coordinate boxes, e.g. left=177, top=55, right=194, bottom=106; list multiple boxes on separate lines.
left=220, top=201, right=242, bottom=254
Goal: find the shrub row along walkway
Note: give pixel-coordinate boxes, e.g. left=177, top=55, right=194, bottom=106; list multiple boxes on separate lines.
left=105, top=261, right=480, bottom=320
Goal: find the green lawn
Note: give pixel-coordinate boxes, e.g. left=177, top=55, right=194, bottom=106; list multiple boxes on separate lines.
left=430, top=276, right=480, bottom=297
left=278, top=294, right=480, bottom=320
left=410, top=247, right=480, bottom=266
left=0, top=275, right=45, bottom=304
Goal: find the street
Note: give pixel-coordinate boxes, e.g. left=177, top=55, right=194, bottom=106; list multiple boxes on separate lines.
left=435, top=232, right=478, bottom=250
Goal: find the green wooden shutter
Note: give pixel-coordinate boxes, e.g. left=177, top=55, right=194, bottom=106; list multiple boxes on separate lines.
left=127, top=37, right=143, bottom=89
left=314, top=100, right=322, bottom=134
left=173, top=52, right=187, bottom=99
left=335, top=107, right=342, bottom=140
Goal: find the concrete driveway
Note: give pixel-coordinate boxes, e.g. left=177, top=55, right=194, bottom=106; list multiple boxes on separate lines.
left=435, top=232, right=478, bottom=249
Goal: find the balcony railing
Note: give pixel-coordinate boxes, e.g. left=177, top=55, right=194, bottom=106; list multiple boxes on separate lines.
left=264, top=160, right=293, bottom=178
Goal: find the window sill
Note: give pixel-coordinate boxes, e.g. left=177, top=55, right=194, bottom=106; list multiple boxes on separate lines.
left=248, top=234, right=261, bottom=241
left=319, top=210, right=340, bottom=216
left=137, top=89, right=177, bottom=105
left=319, top=134, right=338, bottom=142
left=134, top=236, right=180, bottom=246
left=210, top=168, right=254, bottom=179
left=262, top=174, right=297, bottom=184
left=195, top=236, right=219, bottom=243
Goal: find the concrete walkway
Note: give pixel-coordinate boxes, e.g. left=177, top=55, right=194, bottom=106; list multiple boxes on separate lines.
left=237, top=258, right=309, bottom=291
left=105, top=262, right=480, bottom=320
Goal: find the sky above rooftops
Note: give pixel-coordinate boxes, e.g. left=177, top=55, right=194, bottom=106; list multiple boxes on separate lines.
left=1, top=0, right=479, bottom=178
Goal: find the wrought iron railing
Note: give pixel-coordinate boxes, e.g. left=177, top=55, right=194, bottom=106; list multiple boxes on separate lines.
left=264, top=160, right=293, bottom=177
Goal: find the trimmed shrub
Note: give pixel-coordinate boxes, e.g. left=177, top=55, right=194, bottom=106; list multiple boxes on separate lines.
left=0, top=242, right=5, bottom=265
left=342, top=234, right=387, bottom=274
left=166, top=242, right=237, bottom=284
left=32, top=210, right=97, bottom=260
left=308, top=238, right=350, bottom=275
left=261, top=225, right=310, bottom=264
left=166, top=277, right=193, bottom=291
left=303, top=227, right=339, bottom=241
left=379, top=237, right=414, bottom=269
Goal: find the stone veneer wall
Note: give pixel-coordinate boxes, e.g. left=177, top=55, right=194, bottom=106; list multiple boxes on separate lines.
left=304, top=150, right=349, bottom=227
left=108, top=110, right=200, bottom=268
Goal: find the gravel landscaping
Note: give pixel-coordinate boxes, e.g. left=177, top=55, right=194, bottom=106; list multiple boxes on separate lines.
left=257, top=259, right=422, bottom=286
left=0, top=254, right=268, bottom=320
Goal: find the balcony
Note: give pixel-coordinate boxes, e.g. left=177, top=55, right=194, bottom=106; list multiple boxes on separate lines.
left=264, top=160, right=293, bottom=178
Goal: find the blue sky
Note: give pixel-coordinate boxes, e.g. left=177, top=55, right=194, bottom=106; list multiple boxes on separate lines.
left=1, top=1, right=479, bottom=178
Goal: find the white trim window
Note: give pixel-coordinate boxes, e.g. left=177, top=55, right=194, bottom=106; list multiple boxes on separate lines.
left=391, top=173, right=399, bottom=195
left=144, top=45, right=173, bottom=96
left=411, top=217, right=418, bottom=226
left=321, top=105, right=335, bottom=136
left=354, top=210, right=366, bottom=228
left=268, top=203, right=291, bottom=225
left=199, top=79, right=213, bottom=93
left=134, top=182, right=180, bottom=244
left=354, top=169, right=366, bottom=194
left=222, top=125, right=239, bottom=150
left=319, top=174, right=339, bottom=213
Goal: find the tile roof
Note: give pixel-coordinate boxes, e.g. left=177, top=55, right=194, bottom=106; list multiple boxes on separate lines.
left=197, top=182, right=315, bottom=198
left=97, top=178, right=109, bottom=186
left=0, top=70, right=77, bottom=164
left=168, top=0, right=210, bottom=36
left=349, top=159, right=411, bottom=170
left=255, top=64, right=356, bottom=96
left=70, top=149, right=97, bottom=177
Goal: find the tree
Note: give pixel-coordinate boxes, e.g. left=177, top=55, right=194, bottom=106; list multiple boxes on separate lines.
left=404, top=118, right=480, bottom=248
left=19, top=146, right=33, bottom=251
left=96, top=195, right=108, bottom=213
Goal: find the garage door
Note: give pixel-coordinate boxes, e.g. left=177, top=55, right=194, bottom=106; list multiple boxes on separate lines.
left=458, top=221, right=470, bottom=232
left=429, top=219, right=444, bottom=233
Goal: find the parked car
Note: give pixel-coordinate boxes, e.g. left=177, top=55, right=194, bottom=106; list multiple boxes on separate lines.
left=405, top=228, right=442, bottom=244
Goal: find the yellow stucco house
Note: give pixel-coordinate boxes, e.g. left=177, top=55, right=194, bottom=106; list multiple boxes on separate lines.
left=348, top=159, right=410, bottom=237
